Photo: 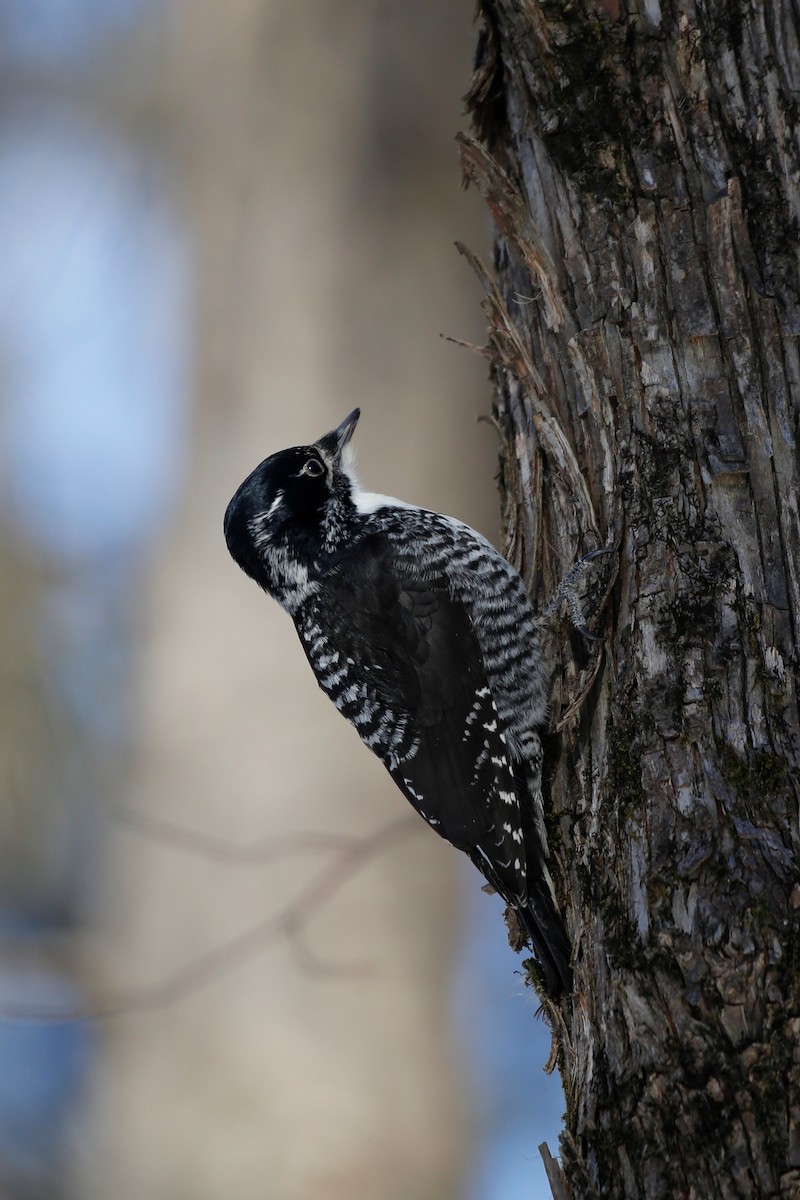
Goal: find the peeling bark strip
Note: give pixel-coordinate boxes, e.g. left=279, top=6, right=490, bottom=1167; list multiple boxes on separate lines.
left=464, top=2, right=800, bottom=1198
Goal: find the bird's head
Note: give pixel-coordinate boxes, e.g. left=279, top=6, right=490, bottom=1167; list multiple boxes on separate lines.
left=224, top=408, right=361, bottom=591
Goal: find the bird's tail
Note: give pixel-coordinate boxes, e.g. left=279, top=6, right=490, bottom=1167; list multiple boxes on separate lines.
left=469, top=843, right=573, bottom=1000
left=516, top=882, right=573, bottom=1000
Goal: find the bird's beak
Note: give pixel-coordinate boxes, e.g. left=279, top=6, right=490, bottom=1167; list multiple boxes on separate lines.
left=316, top=408, right=360, bottom=459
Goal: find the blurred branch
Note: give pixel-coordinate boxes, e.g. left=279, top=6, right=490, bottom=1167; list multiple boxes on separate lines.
left=0, top=816, right=420, bottom=1022
left=111, top=803, right=367, bottom=864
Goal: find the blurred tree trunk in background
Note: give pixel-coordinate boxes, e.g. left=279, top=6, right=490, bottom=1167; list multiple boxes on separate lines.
left=0, top=542, right=72, bottom=909
left=462, top=2, right=800, bottom=1197
left=77, top=2, right=492, bottom=1199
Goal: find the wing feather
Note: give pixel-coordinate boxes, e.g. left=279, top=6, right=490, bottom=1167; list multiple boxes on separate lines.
left=294, top=535, right=530, bottom=899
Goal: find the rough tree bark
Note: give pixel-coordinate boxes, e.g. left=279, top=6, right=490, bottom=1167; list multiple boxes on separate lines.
left=461, top=3, right=800, bottom=1198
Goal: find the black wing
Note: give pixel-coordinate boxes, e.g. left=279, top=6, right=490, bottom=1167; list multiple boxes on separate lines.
left=294, top=535, right=530, bottom=903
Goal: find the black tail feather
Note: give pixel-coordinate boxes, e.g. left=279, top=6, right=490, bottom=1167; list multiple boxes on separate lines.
left=515, top=886, right=573, bottom=999
left=467, top=846, right=573, bottom=1000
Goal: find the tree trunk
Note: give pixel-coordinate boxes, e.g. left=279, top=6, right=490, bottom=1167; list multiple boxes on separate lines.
left=463, top=3, right=800, bottom=1197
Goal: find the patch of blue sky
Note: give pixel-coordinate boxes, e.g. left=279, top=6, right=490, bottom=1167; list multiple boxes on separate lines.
left=0, top=0, right=153, bottom=67
left=452, top=868, right=566, bottom=1200
left=0, top=103, right=191, bottom=561
left=465, top=1121, right=554, bottom=1200
left=0, top=962, right=91, bottom=1182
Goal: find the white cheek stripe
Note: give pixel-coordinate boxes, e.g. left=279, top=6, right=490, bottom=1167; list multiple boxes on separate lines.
left=267, top=489, right=284, bottom=519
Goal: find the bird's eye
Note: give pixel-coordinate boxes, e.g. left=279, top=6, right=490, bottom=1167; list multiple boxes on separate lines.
left=303, top=458, right=325, bottom=478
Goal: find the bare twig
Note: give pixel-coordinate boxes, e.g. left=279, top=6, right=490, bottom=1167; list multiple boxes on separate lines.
left=111, top=804, right=360, bottom=865
left=539, top=1142, right=571, bottom=1200
left=0, top=816, right=419, bottom=1023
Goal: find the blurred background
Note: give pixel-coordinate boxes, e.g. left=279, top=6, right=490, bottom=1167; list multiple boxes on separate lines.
left=0, top=1, right=564, bottom=1197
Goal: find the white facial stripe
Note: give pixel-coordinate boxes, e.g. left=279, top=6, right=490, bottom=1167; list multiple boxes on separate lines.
left=352, top=489, right=418, bottom=515
left=341, top=441, right=357, bottom=476
left=331, top=441, right=418, bottom=516
left=267, top=489, right=285, bottom=518
left=247, top=492, right=285, bottom=551
left=248, top=513, right=272, bottom=550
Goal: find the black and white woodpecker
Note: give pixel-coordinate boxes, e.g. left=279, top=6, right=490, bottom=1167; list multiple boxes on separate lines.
left=224, top=409, right=572, bottom=998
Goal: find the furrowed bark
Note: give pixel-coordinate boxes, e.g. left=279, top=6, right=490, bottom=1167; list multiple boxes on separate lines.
left=463, top=3, right=800, bottom=1197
